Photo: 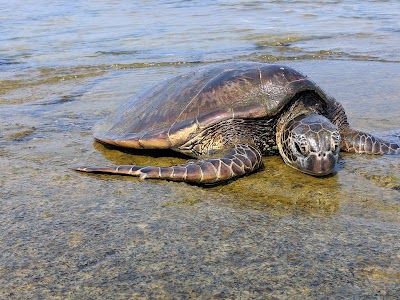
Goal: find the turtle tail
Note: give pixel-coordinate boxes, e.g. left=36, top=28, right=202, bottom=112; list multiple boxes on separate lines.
left=340, top=129, right=400, bottom=155
left=72, top=144, right=263, bottom=184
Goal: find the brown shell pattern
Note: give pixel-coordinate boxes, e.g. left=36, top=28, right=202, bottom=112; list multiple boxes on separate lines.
left=93, top=62, right=333, bottom=149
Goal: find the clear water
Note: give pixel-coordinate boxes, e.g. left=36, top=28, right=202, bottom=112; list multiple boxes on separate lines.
left=1, top=1, right=399, bottom=299
left=2, top=0, right=400, bottom=69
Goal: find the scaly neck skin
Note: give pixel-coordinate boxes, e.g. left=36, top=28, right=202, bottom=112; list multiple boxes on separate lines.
left=275, top=98, right=321, bottom=148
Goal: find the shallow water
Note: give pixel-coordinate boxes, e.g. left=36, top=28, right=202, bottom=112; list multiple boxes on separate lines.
left=1, top=1, right=400, bottom=299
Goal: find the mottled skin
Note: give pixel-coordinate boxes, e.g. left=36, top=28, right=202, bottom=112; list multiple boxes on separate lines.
left=76, top=144, right=263, bottom=184
left=73, top=62, right=399, bottom=184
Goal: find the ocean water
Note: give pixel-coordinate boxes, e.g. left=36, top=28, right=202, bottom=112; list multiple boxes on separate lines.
left=1, top=1, right=399, bottom=299
left=2, top=0, right=400, bottom=68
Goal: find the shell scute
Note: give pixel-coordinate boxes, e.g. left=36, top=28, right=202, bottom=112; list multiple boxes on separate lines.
left=93, top=62, right=332, bottom=149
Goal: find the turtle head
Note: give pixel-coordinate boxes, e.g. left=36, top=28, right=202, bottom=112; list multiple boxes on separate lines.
left=278, top=114, right=340, bottom=176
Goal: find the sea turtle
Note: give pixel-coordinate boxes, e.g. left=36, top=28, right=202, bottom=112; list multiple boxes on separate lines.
left=73, top=62, right=399, bottom=184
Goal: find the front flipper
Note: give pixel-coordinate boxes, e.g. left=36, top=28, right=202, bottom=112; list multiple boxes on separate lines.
left=341, top=128, right=399, bottom=154
left=72, top=144, right=263, bottom=184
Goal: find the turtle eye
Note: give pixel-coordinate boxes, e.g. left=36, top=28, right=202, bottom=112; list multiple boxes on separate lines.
left=295, top=141, right=309, bottom=156
left=332, top=141, right=340, bottom=154
left=331, top=132, right=341, bottom=153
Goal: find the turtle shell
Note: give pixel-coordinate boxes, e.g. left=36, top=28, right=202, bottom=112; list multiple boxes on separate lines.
left=93, top=62, right=333, bottom=149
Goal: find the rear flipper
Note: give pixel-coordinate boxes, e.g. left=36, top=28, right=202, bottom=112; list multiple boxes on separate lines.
left=72, top=144, right=263, bottom=184
left=340, top=128, right=400, bottom=154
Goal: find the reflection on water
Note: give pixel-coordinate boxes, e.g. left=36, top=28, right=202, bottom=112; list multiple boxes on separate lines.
left=90, top=141, right=343, bottom=215
left=2, top=0, right=400, bottom=102
left=1, top=0, right=400, bottom=298
left=2, top=0, right=400, bottom=68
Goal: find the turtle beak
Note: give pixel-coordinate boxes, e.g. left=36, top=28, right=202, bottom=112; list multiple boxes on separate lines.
left=304, top=151, right=338, bottom=176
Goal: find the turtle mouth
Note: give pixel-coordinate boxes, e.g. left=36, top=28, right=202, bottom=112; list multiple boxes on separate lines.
left=301, top=152, right=338, bottom=176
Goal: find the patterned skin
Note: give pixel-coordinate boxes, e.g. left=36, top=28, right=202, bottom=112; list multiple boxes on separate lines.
left=73, top=63, right=399, bottom=184
left=74, top=113, right=399, bottom=184
left=75, top=144, right=263, bottom=184
left=340, top=129, right=399, bottom=154
left=278, top=114, right=341, bottom=176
